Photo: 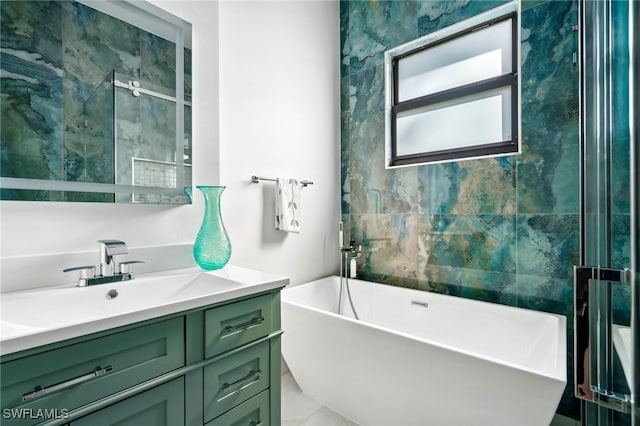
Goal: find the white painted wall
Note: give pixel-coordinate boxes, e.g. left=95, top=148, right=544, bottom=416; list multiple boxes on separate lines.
left=0, top=0, right=340, bottom=291
left=218, top=0, right=341, bottom=284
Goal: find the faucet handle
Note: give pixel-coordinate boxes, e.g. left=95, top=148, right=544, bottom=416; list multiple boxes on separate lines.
left=119, top=260, right=145, bottom=275
left=63, top=265, right=96, bottom=287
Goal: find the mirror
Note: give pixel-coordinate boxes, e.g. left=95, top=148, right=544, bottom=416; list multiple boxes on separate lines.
left=0, top=0, right=192, bottom=203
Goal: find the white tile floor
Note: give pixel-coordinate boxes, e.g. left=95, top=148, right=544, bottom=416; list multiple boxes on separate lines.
left=281, top=372, right=359, bottom=426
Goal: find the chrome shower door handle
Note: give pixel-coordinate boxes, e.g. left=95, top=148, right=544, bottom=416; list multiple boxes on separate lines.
left=574, top=265, right=632, bottom=412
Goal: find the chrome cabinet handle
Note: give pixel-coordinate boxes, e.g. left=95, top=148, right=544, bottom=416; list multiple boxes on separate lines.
left=22, top=365, right=113, bottom=402
left=574, top=265, right=631, bottom=412
left=223, top=316, right=264, bottom=334
left=220, top=369, right=262, bottom=395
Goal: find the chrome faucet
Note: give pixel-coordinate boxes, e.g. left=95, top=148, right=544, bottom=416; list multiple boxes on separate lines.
left=99, top=239, right=128, bottom=277
left=341, top=240, right=362, bottom=257
left=63, top=240, right=144, bottom=287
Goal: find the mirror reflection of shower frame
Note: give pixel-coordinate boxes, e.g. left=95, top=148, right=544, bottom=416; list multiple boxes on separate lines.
left=91, top=0, right=193, bottom=204
left=111, top=71, right=192, bottom=203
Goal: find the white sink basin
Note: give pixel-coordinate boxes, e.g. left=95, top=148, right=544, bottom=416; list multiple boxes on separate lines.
left=3, top=271, right=231, bottom=328
left=0, top=265, right=288, bottom=355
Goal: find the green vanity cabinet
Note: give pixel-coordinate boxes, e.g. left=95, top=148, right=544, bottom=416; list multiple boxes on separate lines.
left=1, top=318, right=185, bottom=423
left=70, top=378, right=185, bottom=426
left=0, top=289, right=283, bottom=426
left=204, top=340, right=270, bottom=421
left=207, top=390, right=271, bottom=426
left=205, top=293, right=274, bottom=358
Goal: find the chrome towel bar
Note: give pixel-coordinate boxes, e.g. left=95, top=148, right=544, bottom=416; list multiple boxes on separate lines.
left=251, top=175, right=313, bottom=187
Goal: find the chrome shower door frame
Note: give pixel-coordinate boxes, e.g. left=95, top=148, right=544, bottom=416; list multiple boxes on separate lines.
left=575, top=0, right=638, bottom=425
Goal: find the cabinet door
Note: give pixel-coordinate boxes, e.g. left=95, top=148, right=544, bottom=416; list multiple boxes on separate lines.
left=206, top=390, right=269, bottom=426
left=70, top=378, right=184, bottom=426
left=204, top=341, right=269, bottom=422
left=205, top=294, right=274, bottom=358
left=2, top=317, right=184, bottom=426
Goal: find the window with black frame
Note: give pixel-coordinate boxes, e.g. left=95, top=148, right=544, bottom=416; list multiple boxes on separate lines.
left=384, top=3, right=519, bottom=167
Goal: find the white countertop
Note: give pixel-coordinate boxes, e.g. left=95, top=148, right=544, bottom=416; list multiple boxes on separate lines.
left=0, top=265, right=288, bottom=356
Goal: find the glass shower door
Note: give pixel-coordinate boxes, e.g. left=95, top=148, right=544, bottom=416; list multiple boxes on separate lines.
left=576, top=0, right=638, bottom=425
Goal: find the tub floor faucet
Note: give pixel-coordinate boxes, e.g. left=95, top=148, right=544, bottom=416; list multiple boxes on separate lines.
left=338, top=240, right=362, bottom=319
left=341, top=240, right=362, bottom=257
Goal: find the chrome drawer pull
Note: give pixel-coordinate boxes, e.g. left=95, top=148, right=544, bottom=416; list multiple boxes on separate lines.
left=223, top=316, right=265, bottom=334
left=22, top=365, right=113, bottom=402
left=221, top=369, right=262, bottom=394
left=249, top=422, right=263, bottom=426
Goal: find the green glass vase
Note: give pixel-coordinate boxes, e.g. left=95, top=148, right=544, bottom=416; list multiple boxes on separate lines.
left=193, top=186, right=231, bottom=270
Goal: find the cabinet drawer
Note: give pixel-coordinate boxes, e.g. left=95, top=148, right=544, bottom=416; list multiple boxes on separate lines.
left=71, top=377, right=185, bottom=426
left=204, top=340, right=270, bottom=422
left=1, top=318, right=184, bottom=425
left=205, top=294, right=273, bottom=358
left=206, top=389, right=269, bottom=426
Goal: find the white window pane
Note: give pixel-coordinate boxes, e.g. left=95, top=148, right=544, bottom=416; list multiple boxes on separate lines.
left=396, top=87, right=512, bottom=156
left=398, top=19, right=512, bottom=102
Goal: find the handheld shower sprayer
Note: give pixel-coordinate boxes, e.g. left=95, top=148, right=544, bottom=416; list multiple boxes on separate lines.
left=338, top=221, right=361, bottom=319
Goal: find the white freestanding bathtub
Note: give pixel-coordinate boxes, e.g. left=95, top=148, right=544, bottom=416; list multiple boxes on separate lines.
left=281, top=276, right=567, bottom=426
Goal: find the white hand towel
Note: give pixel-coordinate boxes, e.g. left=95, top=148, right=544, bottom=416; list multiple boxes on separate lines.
left=275, top=177, right=301, bottom=233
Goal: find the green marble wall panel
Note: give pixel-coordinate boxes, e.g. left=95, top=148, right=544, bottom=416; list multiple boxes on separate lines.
left=418, top=158, right=516, bottom=215
left=344, top=1, right=417, bottom=74
left=417, top=0, right=509, bottom=35
left=350, top=213, right=420, bottom=287
left=419, top=213, right=517, bottom=304
left=341, top=0, right=581, bottom=418
left=516, top=214, right=579, bottom=310
left=340, top=75, right=351, bottom=214
left=517, top=0, right=579, bottom=214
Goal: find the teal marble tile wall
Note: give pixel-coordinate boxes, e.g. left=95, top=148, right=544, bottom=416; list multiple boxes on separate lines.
left=1, top=1, right=191, bottom=202
left=341, top=0, right=581, bottom=418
